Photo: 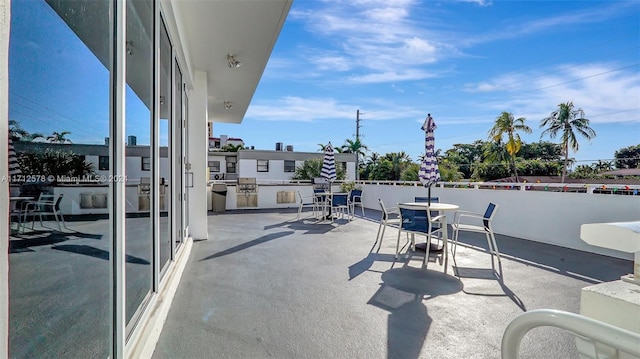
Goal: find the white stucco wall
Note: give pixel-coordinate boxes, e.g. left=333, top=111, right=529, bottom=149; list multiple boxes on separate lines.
left=186, top=71, right=209, bottom=240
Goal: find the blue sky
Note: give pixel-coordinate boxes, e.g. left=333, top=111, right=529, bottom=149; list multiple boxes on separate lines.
left=9, top=0, right=639, bottom=166
left=216, top=0, right=640, bottom=164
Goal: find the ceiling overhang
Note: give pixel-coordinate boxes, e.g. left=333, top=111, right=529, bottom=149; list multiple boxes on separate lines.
left=173, top=0, right=292, bottom=124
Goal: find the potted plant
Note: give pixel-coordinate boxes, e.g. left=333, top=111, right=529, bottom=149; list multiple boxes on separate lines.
left=340, top=181, right=361, bottom=193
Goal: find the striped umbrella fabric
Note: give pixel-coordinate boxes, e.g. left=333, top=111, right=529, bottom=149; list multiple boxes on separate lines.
left=8, top=137, right=21, bottom=176
left=418, top=114, right=440, bottom=190
left=321, top=142, right=336, bottom=182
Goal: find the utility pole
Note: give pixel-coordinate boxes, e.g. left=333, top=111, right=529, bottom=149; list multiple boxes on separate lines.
left=355, top=109, right=363, bottom=180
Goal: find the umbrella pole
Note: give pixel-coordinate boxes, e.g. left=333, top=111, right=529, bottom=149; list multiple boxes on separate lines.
left=428, top=186, right=431, bottom=205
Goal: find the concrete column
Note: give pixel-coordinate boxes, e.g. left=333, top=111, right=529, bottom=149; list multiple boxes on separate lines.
left=187, top=70, right=208, bottom=240
left=1, top=0, right=10, bottom=355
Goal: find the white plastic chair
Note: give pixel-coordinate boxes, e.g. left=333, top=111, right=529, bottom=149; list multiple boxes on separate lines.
left=451, top=203, right=500, bottom=261
left=375, top=199, right=401, bottom=249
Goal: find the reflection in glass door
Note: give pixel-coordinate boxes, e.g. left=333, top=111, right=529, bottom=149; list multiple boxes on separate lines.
left=125, top=0, right=153, bottom=330
left=174, top=60, right=184, bottom=245
left=8, top=0, right=111, bottom=356
left=158, top=19, right=172, bottom=273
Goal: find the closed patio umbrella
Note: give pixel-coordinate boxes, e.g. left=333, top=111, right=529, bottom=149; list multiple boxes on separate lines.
left=418, top=114, right=440, bottom=204
left=320, top=142, right=337, bottom=220
left=417, top=114, right=442, bottom=252
left=321, top=142, right=336, bottom=184
left=8, top=137, right=21, bottom=177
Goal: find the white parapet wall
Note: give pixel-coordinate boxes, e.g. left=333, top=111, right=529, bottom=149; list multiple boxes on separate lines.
left=53, top=180, right=639, bottom=260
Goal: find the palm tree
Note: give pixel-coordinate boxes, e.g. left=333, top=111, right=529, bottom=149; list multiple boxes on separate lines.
left=593, top=160, right=613, bottom=172
left=488, top=112, right=532, bottom=182
left=9, top=120, right=44, bottom=142
left=47, top=131, right=72, bottom=144
left=341, top=138, right=369, bottom=180
left=384, top=151, right=412, bottom=180
left=221, top=143, right=244, bottom=152
left=540, top=102, right=596, bottom=182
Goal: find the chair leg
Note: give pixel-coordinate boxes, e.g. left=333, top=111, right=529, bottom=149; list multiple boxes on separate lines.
left=395, top=229, right=402, bottom=259
left=423, top=233, right=431, bottom=268
left=487, top=231, right=501, bottom=262
left=378, top=224, right=388, bottom=250
left=59, top=212, right=67, bottom=229
left=452, top=227, right=459, bottom=257
left=297, top=204, right=302, bottom=220
left=53, top=210, right=62, bottom=231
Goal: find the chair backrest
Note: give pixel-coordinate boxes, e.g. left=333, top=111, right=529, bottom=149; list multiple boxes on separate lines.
left=414, top=197, right=439, bottom=217
left=483, top=203, right=498, bottom=229
left=331, top=193, right=348, bottom=206
left=397, top=204, right=428, bottom=233
left=414, top=197, right=438, bottom=203
left=349, top=189, right=362, bottom=202
left=54, top=193, right=64, bottom=211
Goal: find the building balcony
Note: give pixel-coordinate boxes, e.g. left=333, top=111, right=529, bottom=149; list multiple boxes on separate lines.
left=8, top=181, right=639, bottom=358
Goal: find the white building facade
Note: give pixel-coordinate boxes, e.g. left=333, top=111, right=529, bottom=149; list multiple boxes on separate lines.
left=208, top=149, right=357, bottom=182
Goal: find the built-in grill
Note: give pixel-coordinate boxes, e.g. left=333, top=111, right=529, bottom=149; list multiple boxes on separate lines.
left=237, top=177, right=258, bottom=208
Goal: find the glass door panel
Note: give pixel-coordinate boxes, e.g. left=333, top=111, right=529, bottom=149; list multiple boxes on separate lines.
left=125, top=0, right=153, bottom=329
left=8, top=0, right=111, bottom=356
left=159, top=19, right=172, bottom=272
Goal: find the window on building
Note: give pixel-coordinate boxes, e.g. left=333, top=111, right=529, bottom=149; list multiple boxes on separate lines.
left=226, top=161, right=236, bottom=173
left=99, top=156, right=109, bottom=170
left=257, top=159, right=269, bottom=172
left=141, top=157, right=151, bottom=171
left=284, top=160, right=296, bottom=172
left=208, top=160, right=220, bottom=172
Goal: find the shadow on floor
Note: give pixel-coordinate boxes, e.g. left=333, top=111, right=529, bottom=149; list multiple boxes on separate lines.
left=452, top=232, right=632, bottom=284
left=369, top=266, right=462, bottom=359
left=199, top=230, right=294, bottom=261
left=52, top=244, right=150, bottom=265
left=9, top=230, right=104, bottom=253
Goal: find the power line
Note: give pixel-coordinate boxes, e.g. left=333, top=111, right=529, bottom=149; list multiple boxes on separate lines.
left=518, top=63, right=640, bottom=94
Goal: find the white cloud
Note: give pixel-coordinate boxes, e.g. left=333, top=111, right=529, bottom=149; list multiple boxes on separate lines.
left=245, top=97, right=354, bottom=122
left=462, top=2, right=634, bottom=46
left=292, top=1, right=448, bottom=83
left=456, top=0, right=492, bottom=7
left=349, top=69, right=437, bottom=83
left=245, top=96, right=426, bottom=123
left=462, top=63, right=640, bottom=124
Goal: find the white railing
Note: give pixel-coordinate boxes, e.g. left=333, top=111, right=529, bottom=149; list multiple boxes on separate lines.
left=501, top=309, right=640, bottom=359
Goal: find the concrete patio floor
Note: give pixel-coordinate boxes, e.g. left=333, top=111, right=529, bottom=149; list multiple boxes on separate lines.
left=152, top=208, right=632, bottom=359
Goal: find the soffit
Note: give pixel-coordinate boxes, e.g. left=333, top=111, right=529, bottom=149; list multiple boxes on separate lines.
left=173, top=0, right=292, bottom=124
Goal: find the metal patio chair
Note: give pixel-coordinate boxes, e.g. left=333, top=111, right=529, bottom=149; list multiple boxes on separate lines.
left=396, top=203, right=446, bottom=268
left=23, top=193, right=67, bottom=231
left=375, top=199, right=401, bottom=250
left=297, top=190, right=319, bottom=220
left=451, top=202, right=500, bottom=264
left=348, top=189, right=364, bottom=218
